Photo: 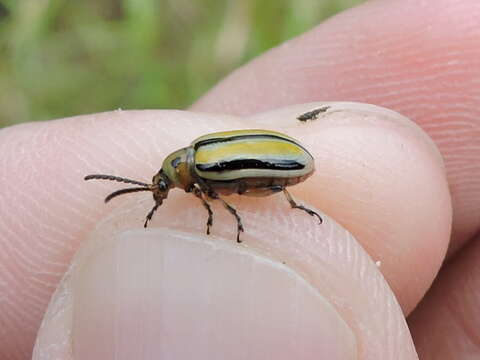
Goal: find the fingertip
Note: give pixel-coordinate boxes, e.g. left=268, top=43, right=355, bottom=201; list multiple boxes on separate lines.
left=35, top=228, right=358, bottom=360
left=248, top=102, right=452, bottom=313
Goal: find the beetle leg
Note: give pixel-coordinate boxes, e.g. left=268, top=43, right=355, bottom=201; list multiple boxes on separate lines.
left=220, top=198, right=244, bottom=243
left=192, top=184, right=214, bottom=235
left=208, top=191, right=244, bottom=243
left=144, top=204, right=160, bottom=228
left=282, top=188, right=323, bottom=224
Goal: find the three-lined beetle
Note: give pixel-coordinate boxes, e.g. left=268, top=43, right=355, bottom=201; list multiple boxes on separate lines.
left=85, top=129, right=322, bottom=242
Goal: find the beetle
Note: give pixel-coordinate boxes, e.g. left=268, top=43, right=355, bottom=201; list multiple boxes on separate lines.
left=85, top=129, right=322, bottom=242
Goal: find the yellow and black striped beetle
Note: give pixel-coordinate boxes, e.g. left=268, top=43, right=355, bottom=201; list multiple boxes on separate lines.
left=85, top=129, right=322, bottom=242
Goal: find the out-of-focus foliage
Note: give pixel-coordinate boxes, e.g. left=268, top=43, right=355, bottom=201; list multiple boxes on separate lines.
left=0, top=0, right=363, bottom=127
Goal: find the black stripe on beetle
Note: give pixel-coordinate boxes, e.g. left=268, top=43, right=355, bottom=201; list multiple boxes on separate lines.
left=196, top=159, right=305, bottom=172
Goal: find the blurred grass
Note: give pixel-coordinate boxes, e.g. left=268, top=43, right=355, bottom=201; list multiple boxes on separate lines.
left=0, top=0, right=364, bottom=128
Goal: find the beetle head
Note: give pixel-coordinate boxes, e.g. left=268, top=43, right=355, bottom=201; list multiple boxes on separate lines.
left=85, top=172, right=174, bottom=228
left=151, top=170, right=172, bottom=203
left=85, top=171, right=172, bottom=202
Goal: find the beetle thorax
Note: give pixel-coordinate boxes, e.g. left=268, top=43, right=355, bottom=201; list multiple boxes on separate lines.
left=160, top=147, right=194, bottom=190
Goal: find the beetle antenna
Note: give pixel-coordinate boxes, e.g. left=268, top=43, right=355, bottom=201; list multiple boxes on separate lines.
left=85, top=174, right=150, bottom=187
left=104, top=187, right=152, bottom=203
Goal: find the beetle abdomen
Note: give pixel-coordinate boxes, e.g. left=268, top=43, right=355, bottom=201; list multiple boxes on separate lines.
left=203, top=174, right=312, bottom=196
left=192, top=130, right=314, bottom=181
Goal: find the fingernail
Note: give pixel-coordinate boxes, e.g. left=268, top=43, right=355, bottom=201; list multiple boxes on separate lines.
left=71, top=230, right=356, bottom=359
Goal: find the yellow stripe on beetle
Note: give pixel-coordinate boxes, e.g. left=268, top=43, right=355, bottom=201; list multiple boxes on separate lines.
left=194, top=138, right=305, bottom=164
left=84, top=127, right=322, bottom=243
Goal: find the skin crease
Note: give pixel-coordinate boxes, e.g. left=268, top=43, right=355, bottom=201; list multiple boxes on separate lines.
left=0, top=0, right=478, bottom=359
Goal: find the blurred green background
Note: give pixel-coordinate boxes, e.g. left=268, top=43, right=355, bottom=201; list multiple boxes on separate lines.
left=0, top=0, right=363, bottom=128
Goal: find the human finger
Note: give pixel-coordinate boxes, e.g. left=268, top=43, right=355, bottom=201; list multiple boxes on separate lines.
left=0, top=103, right=446, bottom=358
left=408, top=235, right=480, bottom=359
left=32, top=106, right=421, bottom=359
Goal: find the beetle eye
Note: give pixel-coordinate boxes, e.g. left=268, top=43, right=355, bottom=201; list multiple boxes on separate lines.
left=158, top=181, right=167, bottom=191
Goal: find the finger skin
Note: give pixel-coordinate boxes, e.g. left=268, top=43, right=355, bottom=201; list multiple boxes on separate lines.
left=408, top=235, right=480, bottom=359
left=2, top=104, right=446, bottom=359
left=192, top=0, right=480, bottom=255
left=32, top=217, right=387, bottom=359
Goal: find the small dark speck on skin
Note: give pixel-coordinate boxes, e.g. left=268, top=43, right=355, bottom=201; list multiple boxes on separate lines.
left=297, top=106, right=330, bottom=122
